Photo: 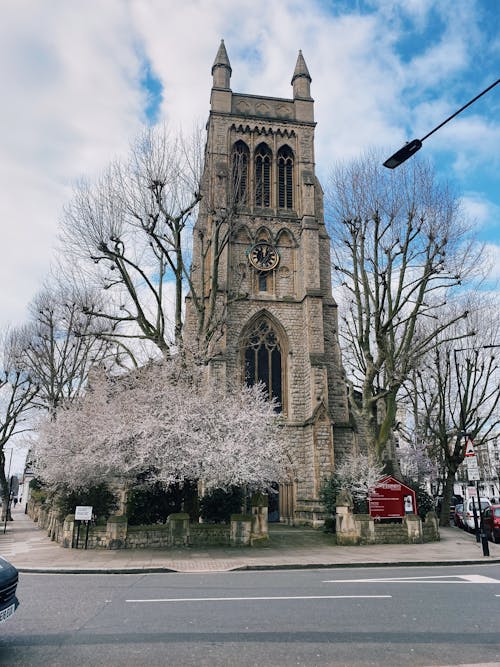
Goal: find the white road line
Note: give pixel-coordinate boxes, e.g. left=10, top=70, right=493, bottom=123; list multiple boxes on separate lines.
left=126, top=595, right=392, bottom=603
left=323, top=574, right=500, bottom=584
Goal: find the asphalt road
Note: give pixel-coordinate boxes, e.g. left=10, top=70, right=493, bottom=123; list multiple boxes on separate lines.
left=1, top=564, right=499, bottom=666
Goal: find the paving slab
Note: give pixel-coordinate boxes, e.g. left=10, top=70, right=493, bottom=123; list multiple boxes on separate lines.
left=1, top=505, right=499, bottom=574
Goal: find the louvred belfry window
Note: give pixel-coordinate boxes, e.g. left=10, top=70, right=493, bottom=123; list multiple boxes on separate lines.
left=255, top=143, right=272, bottom=207
left=278, top=146, right=294, bottom=209
left=244, top=319, right=282, bottom=411
left=231, top=141, right=249, bottom=206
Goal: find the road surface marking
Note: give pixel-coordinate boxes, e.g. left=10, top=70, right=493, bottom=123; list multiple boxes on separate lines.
left=126, top=595, right=392, bottom=603
left=323, top=574, right=500, bottom=584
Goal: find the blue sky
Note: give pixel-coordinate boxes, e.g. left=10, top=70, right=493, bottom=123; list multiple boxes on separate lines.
left=0, top=0, right=499, bottom=334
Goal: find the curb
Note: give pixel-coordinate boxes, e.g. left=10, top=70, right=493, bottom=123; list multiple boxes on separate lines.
left=17, top=557, right=500, bottom=575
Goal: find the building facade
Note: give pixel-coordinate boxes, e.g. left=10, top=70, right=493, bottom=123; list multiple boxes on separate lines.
left=184, top=41, right=353, bottom=525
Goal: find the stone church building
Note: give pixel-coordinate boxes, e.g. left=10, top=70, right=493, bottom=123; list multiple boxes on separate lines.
left=185, top=41, right=354, bottom=525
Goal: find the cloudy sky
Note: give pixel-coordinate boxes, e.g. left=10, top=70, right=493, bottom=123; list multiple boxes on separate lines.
left=1, top=0, right=499, bottom=333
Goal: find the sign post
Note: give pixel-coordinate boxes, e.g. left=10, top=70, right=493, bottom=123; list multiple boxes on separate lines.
left=74, top=506, right=93, bottom=550
left=463, top=438, right=489, bottom=555
left=466, top=455, right=480, bottom=482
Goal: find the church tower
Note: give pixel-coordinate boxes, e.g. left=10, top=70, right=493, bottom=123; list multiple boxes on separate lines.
left=185, top=41, right=353, bottom=525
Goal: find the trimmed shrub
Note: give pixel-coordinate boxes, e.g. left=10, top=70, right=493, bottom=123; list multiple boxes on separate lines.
left=55, top=483, right=118, bottom=522
left=127, top=482, right=184, bottom=525
left=200, top=487, right=244, bottom=524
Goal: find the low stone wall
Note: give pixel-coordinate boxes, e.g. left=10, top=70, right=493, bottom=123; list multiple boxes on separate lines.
left=373, top=522, right=408, bottom=544
left=190, top=523, right=230, bottom=546
left=28, top=502, right=265, bottom=549
left=125, top=524, right=171, bottom=549
left=336, top=504, right=440, bottom=545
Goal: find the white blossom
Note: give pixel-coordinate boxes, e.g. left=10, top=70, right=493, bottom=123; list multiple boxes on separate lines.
left=334, top=452, right=384, bottom=500
left=35, top=360, right=288, bottom=493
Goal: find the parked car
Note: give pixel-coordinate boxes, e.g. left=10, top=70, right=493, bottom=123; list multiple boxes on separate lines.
left=453, top=503, right=464, bottom=528
left=463, top=497, right=491, bottom=532
left=482, top=504, right=500, bottom=543
left=0, top=556, right=19, bottom=623
left=449, top=495, right=463, bottom=522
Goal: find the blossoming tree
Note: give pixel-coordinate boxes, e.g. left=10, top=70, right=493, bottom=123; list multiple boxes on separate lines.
left=35, top=360, right=288, bottom=495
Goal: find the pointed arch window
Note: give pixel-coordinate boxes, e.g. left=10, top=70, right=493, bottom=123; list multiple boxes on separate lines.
left=244, top=319, right=283, bottom=411
left=255, top=143, right=272, bottom=208
left=278, top=146, right=294, bottom=209
left=231, top=140, right=249, bottom=206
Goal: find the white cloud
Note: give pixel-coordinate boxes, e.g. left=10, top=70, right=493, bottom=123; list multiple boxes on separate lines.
left=0, top=1, right=146, bottom=327
left=0, top=0, right=498, bottom=332
left=484, top=244, right=500, bottom=282
left=460, top=193, right=499, bottom=231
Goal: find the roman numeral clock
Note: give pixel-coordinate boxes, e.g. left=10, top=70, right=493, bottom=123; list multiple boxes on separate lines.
left=248, top=242, right=280, bottom=271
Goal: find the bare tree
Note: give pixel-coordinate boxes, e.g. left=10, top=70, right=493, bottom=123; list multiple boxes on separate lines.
left=19, top=285, right=115, bottom=415
left=59, top=124, right=247, bottom=366
left=325, top=152, right=484, bottom=464
left=60, top=125, right=203, bottom=360
left=0, top=329, right=39, bottom=509
left=410, top=300, right=500, bottom=526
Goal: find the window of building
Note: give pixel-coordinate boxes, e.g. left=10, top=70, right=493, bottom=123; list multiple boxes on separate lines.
left=232, top=140, right=249, bottom=205
left=255, top=143, right=272, bottom=207
left=277, top=146, right=294, bottom=209
left=258, top=272, right=268, bottom=292
left=244, top=319, right=283, bottom=411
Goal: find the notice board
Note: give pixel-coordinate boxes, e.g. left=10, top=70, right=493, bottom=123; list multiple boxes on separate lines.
left=368, top=475, right=417, bottom=519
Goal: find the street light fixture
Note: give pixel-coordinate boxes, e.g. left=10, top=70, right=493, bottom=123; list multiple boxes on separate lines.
left=383, top=78, right=500, bottom=169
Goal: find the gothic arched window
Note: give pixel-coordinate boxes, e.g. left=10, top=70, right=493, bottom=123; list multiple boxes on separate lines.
left=255, top=143, right=272, bottom=208
left=243, top=319, right=283, bottom=411
left=277, top=146, right=294, bottom=209
left=231, top=140, right=249, bottom=206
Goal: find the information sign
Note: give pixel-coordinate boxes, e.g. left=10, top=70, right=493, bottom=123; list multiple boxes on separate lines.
left=368, top=476, right=417, bottom=519
left=466, top=456, right=479, bottom=470
left=467, top=468, right=480, bottom=481
left=75, top=505, right=93, bottom=521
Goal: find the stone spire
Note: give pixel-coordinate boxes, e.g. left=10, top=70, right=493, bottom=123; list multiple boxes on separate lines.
left=291, top=50, right=312, bottom=99
left=212, top=39, right=232, bottom=90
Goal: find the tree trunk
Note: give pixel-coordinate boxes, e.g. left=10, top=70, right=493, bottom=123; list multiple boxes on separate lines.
left=0, top=505, right=12, bottom=522
left=440, top=468, right=456, bottom=527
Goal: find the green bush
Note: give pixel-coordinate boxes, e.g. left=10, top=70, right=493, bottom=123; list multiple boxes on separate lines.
left=29, top=477, right=44, bottom=491
left=323, top=516, right=336, bottom=533
left=28, top=478, right=48, bottom=505
left=200, top=487, right=243, bottom=524
left=127, top=482, right=182, bottom=525
left=127, top=480, right=199, bottom=525
left=55, top=483, right=118, bottom=521
left=320, top=475, right=341, bottom=516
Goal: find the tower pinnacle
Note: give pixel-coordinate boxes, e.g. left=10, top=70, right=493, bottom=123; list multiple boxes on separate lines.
left=291, top=50, right=312, bottom=99
left=212, top=39, right=232, bottom=89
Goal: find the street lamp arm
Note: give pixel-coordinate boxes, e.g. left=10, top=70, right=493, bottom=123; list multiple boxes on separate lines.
left=420, top=78, right=500, bottom=143
left=383, top=79, right=500, bottom=168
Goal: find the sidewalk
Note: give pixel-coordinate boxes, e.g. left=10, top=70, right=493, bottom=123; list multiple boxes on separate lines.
left=1, top=505, right=499, bottom=574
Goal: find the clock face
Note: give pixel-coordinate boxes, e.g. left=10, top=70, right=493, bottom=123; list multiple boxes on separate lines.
left=248, top=242, right=279, bottom=271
